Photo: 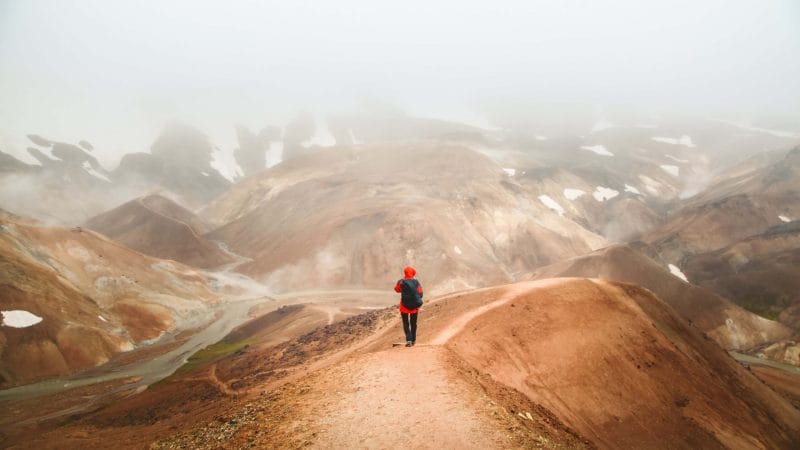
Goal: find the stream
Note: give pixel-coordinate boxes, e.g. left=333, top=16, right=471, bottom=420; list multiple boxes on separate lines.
left=0, top=295, right=272, bottom=402
left=729, top=351, right=800, bottom=375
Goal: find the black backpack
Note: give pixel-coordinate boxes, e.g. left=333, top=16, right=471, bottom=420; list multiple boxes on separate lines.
left=400, top=278, right=423, bottom=310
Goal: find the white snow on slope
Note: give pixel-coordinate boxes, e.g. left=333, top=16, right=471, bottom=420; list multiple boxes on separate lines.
left=266, top=141, right=283, bottom=168
left=581, top=145, right=614, bottom=156
left=624, top=184, right=642, bottom=195
left=538, top=195, right=565, bottom=216
left=535, top=135, right=548, bottom=141
left=503, top=168, right=516, bottom=176
left=81, top=161, right=111, bottom=182
left=453, top=245, right=462, bottom=255
left=652, top=135, right=695, bottom=147
left=98, top=315, right=108, bottom=322
left=665, top=154, right=689, bottom=163
left=592, top=186, right=619, bottom=202
left=302, top=117, right=337, bottom=148
left=348, top=128, right=362, bottom=145
left=211, top=147, right=244, bottom=182
left=668, top=264, right=689, bottom=282
left=660, top=165, right=680, bottom=177
left=2, top=310, right=43, bottom=328
left=638, top=175, right=662, bottom=195
left=779, top=215, right=792, bottom=223
left=722, top=121, right=800, bottom=139
left=563, top=188, right=586, bottom=200
left=591, top=119, right=615, bottom=133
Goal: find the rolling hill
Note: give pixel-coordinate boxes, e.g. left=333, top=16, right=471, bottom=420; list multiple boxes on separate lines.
left=85, top=194, right=234, bottom=269
left=0, top=214, right=225, bottom=387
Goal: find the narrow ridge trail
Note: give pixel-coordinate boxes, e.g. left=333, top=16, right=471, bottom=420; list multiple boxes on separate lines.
left=294, top=279, right=568, bottom=449
left=308, top=346, right=510, bottom=449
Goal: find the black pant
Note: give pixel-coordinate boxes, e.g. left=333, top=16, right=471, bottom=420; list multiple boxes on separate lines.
left=401, top=312, right=418, bottom=343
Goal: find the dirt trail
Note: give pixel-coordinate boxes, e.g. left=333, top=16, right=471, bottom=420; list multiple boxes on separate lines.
left=308, top=346, right=511, bottom=449
left=297, top=279, right=569, bottom=448
left=431, top=279, right=564, bottom=345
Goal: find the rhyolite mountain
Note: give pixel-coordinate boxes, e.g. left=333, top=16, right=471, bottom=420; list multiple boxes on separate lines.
left=84, top=194, right=235, bottom=269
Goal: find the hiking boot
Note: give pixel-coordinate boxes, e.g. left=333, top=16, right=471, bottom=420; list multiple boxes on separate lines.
left=410, top=341, right=415, bottom=346
left=405, top=341, right=413, bottom=347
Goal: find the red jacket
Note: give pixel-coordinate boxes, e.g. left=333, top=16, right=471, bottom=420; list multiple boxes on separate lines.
left=395, top=266, right=423, bottom=314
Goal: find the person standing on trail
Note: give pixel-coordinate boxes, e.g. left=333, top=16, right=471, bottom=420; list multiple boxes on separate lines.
left=394, top=266, right=423, bottom=347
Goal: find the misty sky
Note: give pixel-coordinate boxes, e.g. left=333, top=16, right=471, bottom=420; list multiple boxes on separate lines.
left=1, top=0, right=799, bottom=166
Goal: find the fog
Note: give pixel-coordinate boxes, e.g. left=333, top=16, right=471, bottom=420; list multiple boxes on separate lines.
left=1, top=0, right=799, bottom=166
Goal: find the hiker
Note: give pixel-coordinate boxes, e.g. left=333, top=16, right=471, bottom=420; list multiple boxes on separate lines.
left=394, top=266, right=423, bottom=347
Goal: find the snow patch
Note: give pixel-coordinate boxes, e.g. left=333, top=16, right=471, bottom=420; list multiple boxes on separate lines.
left=668, top=264, right=688, bottom=282
left=68, top=246, right=91, bottom=261
left=302, top=117, right=337, bottom=148
left=2, top=310, right=43, bottom=328
left=592, top=186, right=619, bottom=202
left=652, top=135, right=695, bottom=147
left=81, top=161, right=111, bottom=182
left=535, top=135, right=548, bottom=141
left=201, top=172, right=209, bottom=177
left=348, top=128, right=362, bottom=145
left=453, top=245, right=462, bottom=255
left=266, top=141, right=283, bottom=168
left=210, top=147, right=243, bottom=182
left=638, top=174, right=662, bottom=195
left=660, top=165, right=680, bottom=177
left=624, top=184, right=642, bottom=195
left=98, top=315, right=108, bottom=322
left=581, top=145, right=614, bottom=156
left=665, top=154, right=689, bottom=163
left=538, top=195, right=565, bottom=216
left=591, top=119, right=615, bottom=133
left=563, top=188, right=586, bottom=200
left=502, top=168, right=516, bottom=176
left=723, top=121, right=800, bottom=139
left=779, top=215, right=792, bottom=223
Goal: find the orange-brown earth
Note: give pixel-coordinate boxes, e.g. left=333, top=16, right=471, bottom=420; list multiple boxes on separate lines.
left=0, top=292, right=393, bottom=442
left=84, top=194, right=234, bottom=269
left=445, top=279, right=800, bottom=449
left=11, top=278, right=799, bottom=449
left=0, top=215, right=223, bottom=387
left=749, top=365, right=800, bottom=410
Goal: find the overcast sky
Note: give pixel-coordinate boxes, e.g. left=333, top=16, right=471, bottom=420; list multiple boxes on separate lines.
left=1, top=0, right=799, bottom=166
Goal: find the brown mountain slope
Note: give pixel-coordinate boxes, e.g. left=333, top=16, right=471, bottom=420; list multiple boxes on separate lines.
left=0, top=216, right=222, bottom=387
left=25, top=279, right=800, bottom=449
left=85, top=194, right=234, bottom=269
left=527, top=244, right=791, bottom=351
left=642, top=146, right=800, bottom=262
left=204, top=142, right=606, bottom=293
left=0, top=251, right=127, bottom=386
left=445, top=279, right=800, bottom=449
left=682, top=222, right=800, bottom=323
